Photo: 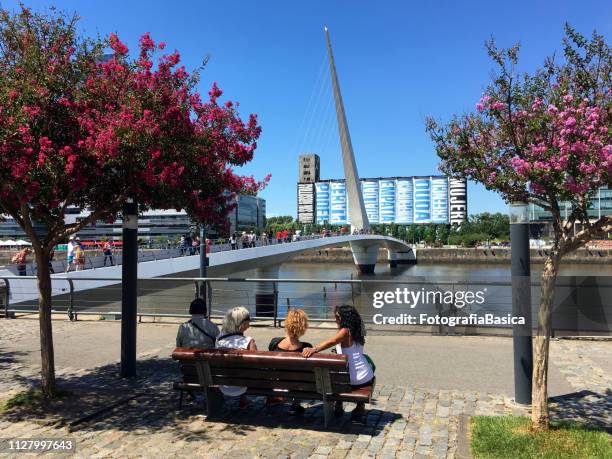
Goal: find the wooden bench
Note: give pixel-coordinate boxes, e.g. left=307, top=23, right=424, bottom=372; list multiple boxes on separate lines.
left=172, top=347, right=375, bottom=427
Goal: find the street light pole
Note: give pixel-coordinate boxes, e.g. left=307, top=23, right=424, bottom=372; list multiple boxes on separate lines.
left=121, top=199, right=138, bottom=378
left=199, top=224, right=208, bottom=300
left=510, top=202, right=533, bottom=404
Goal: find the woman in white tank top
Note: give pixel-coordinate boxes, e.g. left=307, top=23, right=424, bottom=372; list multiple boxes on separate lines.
left=302, top=305, right=374, bottom=420
left=216, top=307, right=257, bottom=403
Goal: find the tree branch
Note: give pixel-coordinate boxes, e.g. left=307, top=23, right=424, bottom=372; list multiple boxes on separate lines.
left=561, top=216, right=612, bottom=255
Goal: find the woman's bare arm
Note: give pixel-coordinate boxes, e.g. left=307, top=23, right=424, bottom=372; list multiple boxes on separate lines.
left=302, top=328, right=348, bottom=357
left=248, top=339, right=257, bottom=351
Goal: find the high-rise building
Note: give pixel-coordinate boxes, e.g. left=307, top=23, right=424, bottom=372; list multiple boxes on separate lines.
left=298, top=154, right=320, bottom=183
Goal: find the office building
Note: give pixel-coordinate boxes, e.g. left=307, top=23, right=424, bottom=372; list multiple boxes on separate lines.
left=0, top=195, right=266, bottom=242
left=298, top=154, right=321, bottom=183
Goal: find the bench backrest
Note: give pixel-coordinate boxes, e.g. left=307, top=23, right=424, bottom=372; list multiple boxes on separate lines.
left=173, top=348, right=352, bottom=395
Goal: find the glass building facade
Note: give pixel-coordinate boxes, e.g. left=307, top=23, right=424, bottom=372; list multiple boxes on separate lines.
left=528, top=186, right=612, bottom=222
left=0, top=194, right=266, bottom=242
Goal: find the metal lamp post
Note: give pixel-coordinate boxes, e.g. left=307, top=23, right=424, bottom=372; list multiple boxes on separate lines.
left=121, top=199, right=138, bottom=378
left=509, top=202, right=533, bottom=404
left=199, top=224, right=208, bottom=300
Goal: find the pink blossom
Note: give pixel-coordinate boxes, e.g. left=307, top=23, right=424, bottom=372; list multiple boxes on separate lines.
left=109, top=33, right=129, bottom=56
left=564, top=117, right=576, bottom=127
left=490, top=101, right=506, bottom=110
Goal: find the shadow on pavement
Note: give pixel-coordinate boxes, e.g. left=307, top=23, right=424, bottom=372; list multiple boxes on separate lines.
left=549, top=389, right=612, bottom=433
left=0, top=356, right=400, bottom=438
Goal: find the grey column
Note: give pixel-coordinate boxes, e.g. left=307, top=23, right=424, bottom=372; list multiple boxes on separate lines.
left=510, top=204, right=533, bottom=404
left=121, top=200, right=138, bottom=378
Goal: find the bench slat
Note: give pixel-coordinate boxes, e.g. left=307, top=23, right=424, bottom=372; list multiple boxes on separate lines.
left=173, top=348, right=348, bottom=370
left=209, top=360, right=351, bottom=377
left=208, top=367, right=350, bottom=385
left=212, top=377, right=319, bottom=392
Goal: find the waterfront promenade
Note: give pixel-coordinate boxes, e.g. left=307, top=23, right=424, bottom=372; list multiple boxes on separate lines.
left=1, top=318, right=610, bottom=458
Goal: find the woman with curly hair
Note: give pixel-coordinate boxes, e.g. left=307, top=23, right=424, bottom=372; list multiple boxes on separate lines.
left=268, top=309, right=312, bottom=415
left=302, top=304, right=374, bottom=420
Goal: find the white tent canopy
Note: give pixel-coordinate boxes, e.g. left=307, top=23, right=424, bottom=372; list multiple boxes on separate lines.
left=15, top=240, right=32, bottom=246
left=0, top=240, right=17, bottom=246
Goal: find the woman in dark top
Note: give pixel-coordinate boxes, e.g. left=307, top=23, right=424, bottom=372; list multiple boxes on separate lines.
left=267, top=309, right=311, bottom=414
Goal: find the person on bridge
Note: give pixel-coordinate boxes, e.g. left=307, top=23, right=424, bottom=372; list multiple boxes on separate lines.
left=74, top=239, right=86, bottom=271
left=12, top=247, right=30, bottom=276
left=216, top=306, right=257, bottom=408
left=176, top=298, right=219, bottom=349
left=65, top=236, right=77, bottom=272
left=302, top=305, right=374, bottom=421
left=229, top=233, right=237, bottom=250
left=102, top=241, right=115, bottom=266
left=276, top=230, right=282, bottom=244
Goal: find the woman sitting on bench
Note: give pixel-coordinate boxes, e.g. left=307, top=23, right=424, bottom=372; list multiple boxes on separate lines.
left=176, top=298, right=220, bottom=349
left=267, top=309, right=312, bottom=415
left=216, top=306, right=257, bottom=407
left=302, top=304, right=374, bottom=421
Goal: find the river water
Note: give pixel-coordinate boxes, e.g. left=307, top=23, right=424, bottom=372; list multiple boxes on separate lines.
left=121, top=261, right=612, bottom=334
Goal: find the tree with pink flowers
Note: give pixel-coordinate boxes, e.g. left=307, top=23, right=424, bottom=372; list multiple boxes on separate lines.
left=427, top=25, right=610, bottom=430
left=0, top=6, right=268, bottom=397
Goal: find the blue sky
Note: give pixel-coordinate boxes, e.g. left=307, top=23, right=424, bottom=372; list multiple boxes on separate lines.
left=5, top=0, right=611, bottom=217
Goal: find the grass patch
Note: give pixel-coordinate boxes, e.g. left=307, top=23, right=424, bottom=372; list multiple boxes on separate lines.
left=1, top=388, right=72, bottom=412
left=471, top=416, right=611, bottom=459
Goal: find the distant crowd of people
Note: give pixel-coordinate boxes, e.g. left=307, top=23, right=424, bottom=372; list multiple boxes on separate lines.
left=179, top=234, right=211, bottom=256
left=11, top=227, right=373, bottom=274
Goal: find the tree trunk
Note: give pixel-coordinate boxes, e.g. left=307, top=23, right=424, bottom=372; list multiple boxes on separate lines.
left=35, top=250, right=56, bottom=397
left=531, top=252, right=559, bottom=430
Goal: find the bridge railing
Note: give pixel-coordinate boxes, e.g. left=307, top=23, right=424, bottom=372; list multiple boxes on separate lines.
left=0, top=234, right=334, bottom=276
left=2, top=275, right=610, bottom=336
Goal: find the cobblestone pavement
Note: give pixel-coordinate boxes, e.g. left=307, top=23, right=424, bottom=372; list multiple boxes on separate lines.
left=0, top=320, right=610, bottom=458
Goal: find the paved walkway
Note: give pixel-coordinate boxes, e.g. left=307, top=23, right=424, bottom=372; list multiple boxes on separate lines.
left=0, top=319, right=610, bottom=458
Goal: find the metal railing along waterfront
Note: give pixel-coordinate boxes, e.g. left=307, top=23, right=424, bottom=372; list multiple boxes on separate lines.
left=2, top=275, right=610, bottom=335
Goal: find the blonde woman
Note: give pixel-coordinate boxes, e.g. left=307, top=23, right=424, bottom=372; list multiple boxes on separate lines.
left=267, top=309, right=312, bottom=415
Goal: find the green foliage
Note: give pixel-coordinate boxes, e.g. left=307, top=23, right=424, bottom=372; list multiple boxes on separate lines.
left=471, top=415, right=612, bottom=458
left=266, top=216, right=294, bottom=225
left=1, top=388, right=72, bottom=412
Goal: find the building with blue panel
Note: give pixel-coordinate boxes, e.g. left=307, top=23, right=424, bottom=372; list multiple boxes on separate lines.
left=315, top=182, right=330, bottom=224
left=329, top=181, right=347, bottom=224
left=413, top=179, right=432, bottom=223
left=305, top=176, right=467, bottom=225
left=379, top=180, right=396, bottom=223
left=395, top=179, right=414, bottom=224
left=362, top=180, right=380, bottom=224
left=430, top=177, right=449, bottom=223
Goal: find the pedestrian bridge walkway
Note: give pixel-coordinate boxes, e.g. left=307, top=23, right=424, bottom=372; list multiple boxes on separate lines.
left=0, top=235, right=414, bottom=305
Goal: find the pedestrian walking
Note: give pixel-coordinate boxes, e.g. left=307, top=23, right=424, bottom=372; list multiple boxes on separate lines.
left=74, top=239, right=86, bottom=271
left=12, top=247, right=30, bottom=276
left=276, top=231, right=282, bottom=244
left=66, top=235, right=77, bottom=272
left=103, top=241, right=115, bottom=266
left=230, top=233, right=237, bottom=250
left=193, top=236, right=200, bottom=255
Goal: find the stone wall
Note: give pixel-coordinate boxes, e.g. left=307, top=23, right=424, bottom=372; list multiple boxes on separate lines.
left=287, top=247, right=611, bottom=264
